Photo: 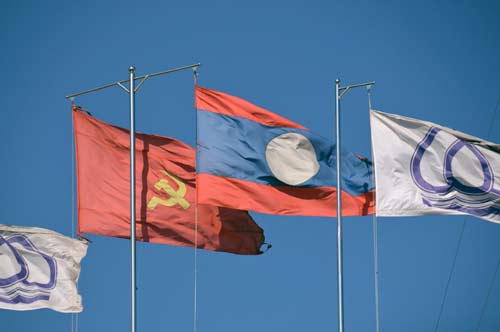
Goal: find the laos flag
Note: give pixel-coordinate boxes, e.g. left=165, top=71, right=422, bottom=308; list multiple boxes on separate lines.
left=196, top=86, right=375, bottom=217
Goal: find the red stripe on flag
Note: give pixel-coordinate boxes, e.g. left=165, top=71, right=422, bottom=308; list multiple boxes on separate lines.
left=195, top=85, right=306, bottom=129
left=197, top=173, right=375, bottom=217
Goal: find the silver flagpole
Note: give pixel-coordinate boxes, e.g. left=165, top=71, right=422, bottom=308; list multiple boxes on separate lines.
left=66, top=63, right=201, bottom=332
left=335, top=79, right=344, bottom=332
left=129, top=66, right=137, bottom=332
left=334, top=79, right=375, bottom=332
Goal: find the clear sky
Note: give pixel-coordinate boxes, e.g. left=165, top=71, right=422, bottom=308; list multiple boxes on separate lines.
left=1, top=0, right=499, bottom=331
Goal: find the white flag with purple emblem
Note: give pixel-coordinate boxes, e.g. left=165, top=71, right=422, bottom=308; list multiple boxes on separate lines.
left=0, top=224, right=88, bottom=312
left=370, top=110, right=500, bottom=224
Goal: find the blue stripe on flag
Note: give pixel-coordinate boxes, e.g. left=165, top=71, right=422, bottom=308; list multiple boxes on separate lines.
left=197, top=110, right=373, bottom=196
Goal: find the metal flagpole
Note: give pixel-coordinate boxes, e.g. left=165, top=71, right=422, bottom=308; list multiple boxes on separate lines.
left=335, top=79, right=344, bottom=332
left=129, top=66, right=137, bottom=332
left=66, top=63, right=201, bottom=332
left=335, top=79, right=375, bottom=332
left=366, top=85, right=380, bottom=332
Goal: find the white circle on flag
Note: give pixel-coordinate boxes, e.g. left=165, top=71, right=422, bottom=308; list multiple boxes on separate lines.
left=265, top=132, right=320, bottom=186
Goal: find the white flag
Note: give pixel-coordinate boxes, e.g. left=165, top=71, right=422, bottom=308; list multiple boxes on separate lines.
left=370, top=110, right=500, bottom=223
left=0, top=224, right=88, bottom=312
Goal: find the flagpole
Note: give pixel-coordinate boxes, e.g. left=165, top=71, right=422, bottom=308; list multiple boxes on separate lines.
left=65, top=63, right=201, bottom=332
left=129, top=66, right=137, bottom=332
left=335, top=79, right=375, bottom=332
left=335, top=79, right=344, bottom=332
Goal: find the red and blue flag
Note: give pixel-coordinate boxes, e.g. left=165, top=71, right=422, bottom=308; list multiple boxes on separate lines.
left=196, top=86, right=374, bottom=217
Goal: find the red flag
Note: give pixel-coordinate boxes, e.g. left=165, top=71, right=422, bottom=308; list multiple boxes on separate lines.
left=73, top=106, right=266, bottom=255
left=196, top=86, right=375, bottom=217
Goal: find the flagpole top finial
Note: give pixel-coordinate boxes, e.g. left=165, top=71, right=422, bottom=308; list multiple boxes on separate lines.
left=129, top=66, right=135, bottom=72
left=335, top=79, right=340, bottom=84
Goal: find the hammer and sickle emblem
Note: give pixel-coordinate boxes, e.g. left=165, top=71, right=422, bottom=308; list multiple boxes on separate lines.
left=147, top=170, right=190, bottom=210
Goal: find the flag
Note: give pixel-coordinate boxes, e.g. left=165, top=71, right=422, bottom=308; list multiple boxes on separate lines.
left=370, top=110, right=500, bottom=223
left=0, top=224, right=87, bottom=312
left=73, top=106, right=266, bottom=255
left=195, top=85, right=374, bottom=217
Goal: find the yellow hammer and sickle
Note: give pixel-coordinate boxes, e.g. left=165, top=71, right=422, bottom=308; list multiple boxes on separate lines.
left=147, top=170, right=190, bottom=210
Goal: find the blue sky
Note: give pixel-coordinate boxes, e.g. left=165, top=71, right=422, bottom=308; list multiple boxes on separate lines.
left=1, top=0, right=499, bottom=331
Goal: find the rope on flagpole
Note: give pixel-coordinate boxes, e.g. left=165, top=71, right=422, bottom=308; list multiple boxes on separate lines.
left=372, top=187, right=380, bottom=332
left=367, top=85, right=380, bottom=332
left=71, top=100, right=76, bottom=239
left=70, top=99, right=78, bottom=332
left=367, top=86, right=373, bottom=111
left=193, top=68, right=199, bottom=332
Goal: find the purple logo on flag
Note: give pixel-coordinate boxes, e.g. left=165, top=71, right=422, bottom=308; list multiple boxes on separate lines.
left=0, top=234, right=57, bottom=304
left=410, top=127, right=500, bottom=218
